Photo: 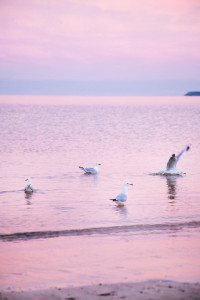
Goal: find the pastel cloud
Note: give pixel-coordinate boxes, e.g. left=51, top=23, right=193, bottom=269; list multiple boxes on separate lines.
left=0, top=0, right=200, bottom=80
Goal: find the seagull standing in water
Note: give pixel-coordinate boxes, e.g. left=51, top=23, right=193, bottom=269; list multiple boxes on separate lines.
left=24, top=177, right=34, bottom=193
left=110, top=182, right=133, bottom=205
left=165, top=145, right=190, bottom=173
left=79, top=162, right=101, bottom=174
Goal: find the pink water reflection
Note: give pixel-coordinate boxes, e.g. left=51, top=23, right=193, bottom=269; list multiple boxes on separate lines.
left=0, top=95, right=199, bottom=106
left=0, top=230, right=200, bottom=291
left=0, top=95, right=200, bottom=292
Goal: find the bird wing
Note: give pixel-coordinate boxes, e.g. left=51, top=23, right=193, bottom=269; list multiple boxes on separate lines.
left=79, top=166, right=96, bottom=173
left=84, top=168, right=96, bottom=173
left=166, top=157, right=176, bottom=170
left=176, top=145, right=190, bottom=162
left=25, top=184, right=34, bottom=192
left=116, top=193, right=127, bottom=202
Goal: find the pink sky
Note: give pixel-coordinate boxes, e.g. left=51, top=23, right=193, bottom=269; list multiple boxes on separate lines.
left=0, top=0, right=200, bottom=81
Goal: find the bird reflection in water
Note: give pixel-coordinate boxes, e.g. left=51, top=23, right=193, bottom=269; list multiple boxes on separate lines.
left=166, top=175, right=178, bottom=202
left=113, top=204, right=128, bottom=218
left=25, top=191, right=34, bottom=204
left=80, top=172, right=99, bottom=186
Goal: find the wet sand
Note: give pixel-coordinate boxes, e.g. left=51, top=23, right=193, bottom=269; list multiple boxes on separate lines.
left=1, top=280, right=200, bottom=300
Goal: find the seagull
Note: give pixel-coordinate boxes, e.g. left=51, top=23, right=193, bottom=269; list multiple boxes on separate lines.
left=79, top=162, right=101, bottom=174
left=24, top=177, right=34, bottom=193
left=110, top=182, right=133, bottom=205
left=166, top=145, right=190, bottom=172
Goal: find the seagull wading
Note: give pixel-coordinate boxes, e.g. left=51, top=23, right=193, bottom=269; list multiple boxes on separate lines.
left=110, top=182, right=133, bottom=205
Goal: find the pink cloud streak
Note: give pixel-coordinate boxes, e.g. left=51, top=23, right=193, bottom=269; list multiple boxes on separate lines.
left=0, top=0, right=200, bottom=80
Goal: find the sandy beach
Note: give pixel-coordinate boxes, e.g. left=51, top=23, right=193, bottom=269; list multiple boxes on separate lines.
left=1, top=280, right=200, bottom=300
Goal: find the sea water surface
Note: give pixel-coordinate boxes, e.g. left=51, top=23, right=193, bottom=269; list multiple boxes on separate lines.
left=0, top=95, right=200, bottom=290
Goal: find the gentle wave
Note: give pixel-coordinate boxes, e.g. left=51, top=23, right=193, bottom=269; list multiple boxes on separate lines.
left=0, top=189, right=24, bottom=194
left=1, top=221, right=200, bottom=242
left=149, top=171, right=184, bottom=176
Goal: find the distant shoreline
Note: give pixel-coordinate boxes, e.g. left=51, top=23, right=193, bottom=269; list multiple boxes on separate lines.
left=185, top=91, right=200, bottom=96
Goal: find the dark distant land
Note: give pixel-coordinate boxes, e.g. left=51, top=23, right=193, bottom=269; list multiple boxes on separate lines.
left=185, top=91, right=200, bottom=96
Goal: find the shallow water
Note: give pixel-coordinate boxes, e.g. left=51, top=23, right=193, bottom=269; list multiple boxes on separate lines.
left=0, top=96, right=199, bottom=235
left=0, top=95, right=200, bottom=289
left=1, top=228, right=200, bottom=291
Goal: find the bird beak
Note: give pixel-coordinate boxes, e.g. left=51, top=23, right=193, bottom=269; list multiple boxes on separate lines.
left=25, top=179, right=27, bottom=181
left=130, top=184, right=133, bottom=186
left=98, top=164, right=101, bottom=165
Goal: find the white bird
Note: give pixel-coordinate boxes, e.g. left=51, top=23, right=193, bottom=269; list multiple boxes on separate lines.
left=165, top=145, right=190, bottom=173
left=110, top=182, right=133, bottom=205
left=24, top=177, right=34, bottom=193
left=79, top=162, right=101, bottom=174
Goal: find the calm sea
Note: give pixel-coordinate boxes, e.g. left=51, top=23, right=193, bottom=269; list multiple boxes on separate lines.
left=0, top=95, right=200, bottom=237
left=0, top=95, right=200, bottom=289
